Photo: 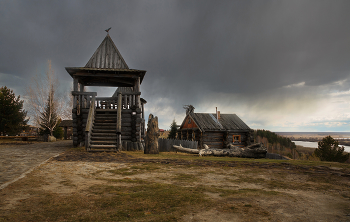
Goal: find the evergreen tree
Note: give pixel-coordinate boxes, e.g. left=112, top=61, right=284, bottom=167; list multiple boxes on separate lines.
left=0, top=86, right=28, bottom=135
left=255, top=129, right=296, bottom=149
left=39, top=88, right=59, bottom=136
left=168, top=119, right=178, bottom=139
left=314, top=136, right=349, bottom=163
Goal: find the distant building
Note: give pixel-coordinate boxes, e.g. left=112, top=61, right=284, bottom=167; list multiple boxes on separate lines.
left=20, top=125, right=39, bottom=137
left=178, top=106, right=254, bottom=149
left=58, top=120, right=73, bottom=140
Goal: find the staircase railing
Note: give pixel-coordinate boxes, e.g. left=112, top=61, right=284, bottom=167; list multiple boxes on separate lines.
left=85, top=96, right=96, bottom=151
left=72, top=91, right=97, bottom=115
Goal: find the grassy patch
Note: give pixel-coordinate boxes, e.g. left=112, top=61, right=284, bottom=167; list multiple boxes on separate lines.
left=1, top=183, right=211, bottom=221
left=108, top=168, right=139, bottom=176
left=218, top=188, right=280, bottom=197
left=59, top=179, right=76, bottom=187
left=172, top=173, right=198, bottom=183
left=126, top=151, right=350, bottom=170
left=96, top=177, right=150, bottom=185
left=108, top=163, right=161, bottom=176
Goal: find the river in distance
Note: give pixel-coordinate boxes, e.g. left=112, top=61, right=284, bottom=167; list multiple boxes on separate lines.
left=292, top=141, right=350, bottom=153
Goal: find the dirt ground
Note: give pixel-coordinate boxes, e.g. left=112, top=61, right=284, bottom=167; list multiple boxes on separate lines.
left=1, top=148, right=350, bottom=221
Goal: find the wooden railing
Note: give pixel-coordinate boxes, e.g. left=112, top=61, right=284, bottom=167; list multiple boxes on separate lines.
left=95, top=92, right=141, bottom=110
left=85, top=96, right=96, bottom=151
left=72, top=91, right=97, bottom=114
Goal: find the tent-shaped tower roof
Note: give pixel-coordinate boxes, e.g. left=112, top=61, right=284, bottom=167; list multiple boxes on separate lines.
left=85, top=34, right=129, bottom=69
left=65, top=34, right=146, bottom=87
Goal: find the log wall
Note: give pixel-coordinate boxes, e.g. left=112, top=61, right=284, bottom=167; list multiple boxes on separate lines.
left=177, top=129, right=252, bottom=149
left=202, top=131, right=224, bottom=149
left=72, top=108, right=89, bottom=147
left=121, top=106, right=142, bottom=142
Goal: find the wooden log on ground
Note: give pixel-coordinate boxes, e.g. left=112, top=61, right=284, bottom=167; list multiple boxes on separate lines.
left=172, top=143, right=267, bottom=158
left=172, top=144, right=199, bottom=154
left=199, top=143, right=267, bottom=158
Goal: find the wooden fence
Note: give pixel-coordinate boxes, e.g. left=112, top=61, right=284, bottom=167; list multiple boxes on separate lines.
left=158, top=138, right=198, bottom=152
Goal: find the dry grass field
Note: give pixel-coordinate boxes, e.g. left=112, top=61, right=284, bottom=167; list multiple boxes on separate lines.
left=0, top=138, right=42, bottom=146
left=1, top=147, right=350, bottom=222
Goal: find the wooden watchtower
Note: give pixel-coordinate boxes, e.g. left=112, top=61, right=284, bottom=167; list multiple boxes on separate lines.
left=65, top=33, right=146, bottom=151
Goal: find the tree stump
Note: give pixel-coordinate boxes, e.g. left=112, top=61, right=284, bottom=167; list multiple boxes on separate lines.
left=144, top=114, right=160, bottom=154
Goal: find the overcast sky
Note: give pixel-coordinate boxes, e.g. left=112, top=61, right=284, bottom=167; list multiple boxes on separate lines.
left=1, top=0, right=350, bottom=132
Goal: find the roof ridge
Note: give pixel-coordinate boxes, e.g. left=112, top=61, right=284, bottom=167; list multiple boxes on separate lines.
left=85, top=34, right=129, bottom=69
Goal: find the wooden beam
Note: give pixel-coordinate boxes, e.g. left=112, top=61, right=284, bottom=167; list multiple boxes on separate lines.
left=74, top=72, right=141, bottom=78
left=79, top=83, right=84, bottom=92
left=72, top=92, right=97, bottom=96
left=73, top=78, right=78, bottom=91
left=117, top=92, right=122, bottom=150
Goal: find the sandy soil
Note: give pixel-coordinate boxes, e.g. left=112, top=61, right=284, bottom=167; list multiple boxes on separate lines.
left=1, top=150, right=350, bottom=221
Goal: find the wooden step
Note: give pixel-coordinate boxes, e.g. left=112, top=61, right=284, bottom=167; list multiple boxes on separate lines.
left=94, top=117, right=117, bottom=120
left=91, top=133, right=117, bottom=137
left=95, top=115, right=118, bottom=119
left=93, top=125, right=116, bottom=129
left=94, top=120, right=117, bottom=123
left=88, top=149, right=118, bottom=152
left=92, top=129, right=116, bottom=133
left=93, top=122, right=116, bottom=126
left=91, top=136, right=118, bottom=140
left=90, top=145, right=117, bottom=149
left=91, top=140, right=117, bottom=144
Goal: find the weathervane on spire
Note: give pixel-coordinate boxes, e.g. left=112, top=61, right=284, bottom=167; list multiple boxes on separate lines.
left=105, top=27, right=111, bottom=34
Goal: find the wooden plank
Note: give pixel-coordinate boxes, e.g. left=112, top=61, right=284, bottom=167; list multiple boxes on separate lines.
left=121, top=136, right=131, bottom=140
left=122, top=109, right=132, bottom=114
left=122, top=114, right=131, bottom=118
left=72, top=91, right=97, bottom=96
left=122, top=118, right=132, bottom=123
left=121, top=127, right=132, bottom=131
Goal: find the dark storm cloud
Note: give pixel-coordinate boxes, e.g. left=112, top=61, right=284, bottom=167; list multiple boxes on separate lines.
left=1, top=0, right=350, bottom=129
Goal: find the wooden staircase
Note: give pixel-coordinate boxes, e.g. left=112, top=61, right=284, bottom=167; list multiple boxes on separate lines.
left=89, top=109, right=118, bottom=151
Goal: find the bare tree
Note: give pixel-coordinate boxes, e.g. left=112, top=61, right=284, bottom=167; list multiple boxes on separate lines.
left=58, top=85, right=73, bottom=120
left=26, top=60, right=70, bottom=131
left=39, top=87, right=59, bottom=136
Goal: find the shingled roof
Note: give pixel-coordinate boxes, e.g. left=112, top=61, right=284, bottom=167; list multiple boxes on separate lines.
left=182, top=113, right=251, bottom=132
left=112, top=87, right=134, bottom=97
left=85, top=34, right=129, bottom=69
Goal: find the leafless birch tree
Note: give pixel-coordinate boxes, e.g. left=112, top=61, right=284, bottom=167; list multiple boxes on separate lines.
left=26, top=60, right=71, bottom=131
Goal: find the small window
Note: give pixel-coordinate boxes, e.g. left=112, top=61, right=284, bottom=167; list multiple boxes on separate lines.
left=188, top=119, right=191, bottom=124
left=233, top=135, right=241, bottom=143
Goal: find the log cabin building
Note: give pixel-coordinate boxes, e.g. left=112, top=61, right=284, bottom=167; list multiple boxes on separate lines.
left=65, top=33, right=147, bottom=151
left=178, top=106, right=254, bottom=149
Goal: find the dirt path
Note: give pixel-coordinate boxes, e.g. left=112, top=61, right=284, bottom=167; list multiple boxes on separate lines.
left=0, top=140, right=72, bottom=188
